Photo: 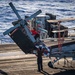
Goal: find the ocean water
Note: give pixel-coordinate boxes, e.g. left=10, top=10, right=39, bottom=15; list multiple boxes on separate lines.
left=0, top=0, right=75, bottom=43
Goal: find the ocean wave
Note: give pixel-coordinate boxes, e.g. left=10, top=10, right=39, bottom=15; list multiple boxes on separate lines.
left=0, top=0, right=75, bottom=43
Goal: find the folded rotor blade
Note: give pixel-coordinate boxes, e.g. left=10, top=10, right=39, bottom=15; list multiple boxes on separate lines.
left=38, top=27, right=48, bottom=33
left=52, top=27, right=75, bottom=33
left=9, top=2, right=21, bottom=20
left=26, top=10, right=42, bottom=21
left=52, top=30, right=68, bottom=33
left=3, top=24, right=20, bottom=35
left=47, top=18, right=75, bottom=23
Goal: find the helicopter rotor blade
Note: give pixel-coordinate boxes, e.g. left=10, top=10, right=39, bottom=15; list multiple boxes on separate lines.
left=25, top=10, right=42, bottom=21
left=9, top=2, right=21, bottom=20
left=3, top=24, right=20, bottom=35
left=52, top=27, right=75, bottom=33
left=47, top=18, right=75, bottom=23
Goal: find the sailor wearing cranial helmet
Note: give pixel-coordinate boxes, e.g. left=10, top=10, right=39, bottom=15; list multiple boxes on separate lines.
left=35, top=44, right=50, bottom=72
left=36, top=45, right=43, bottom=72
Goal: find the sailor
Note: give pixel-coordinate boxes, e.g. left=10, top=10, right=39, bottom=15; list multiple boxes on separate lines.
left=35, top=40, right=50, bottom=72
left=31, top=27, right=40, bottom=42
left=36, top=45, right=43, bottom=72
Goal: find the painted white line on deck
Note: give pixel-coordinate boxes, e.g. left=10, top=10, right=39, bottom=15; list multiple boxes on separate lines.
left=0, top=51, right=35, bottom=60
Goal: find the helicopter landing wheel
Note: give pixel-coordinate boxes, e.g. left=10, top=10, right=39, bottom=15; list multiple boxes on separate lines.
left=48, top=61, right=53, bottom=68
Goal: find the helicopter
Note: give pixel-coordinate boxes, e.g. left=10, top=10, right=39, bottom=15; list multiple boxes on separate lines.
left=3, top=2, right=75, bottom=68
left=47, top=18, right=75, bottom=67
